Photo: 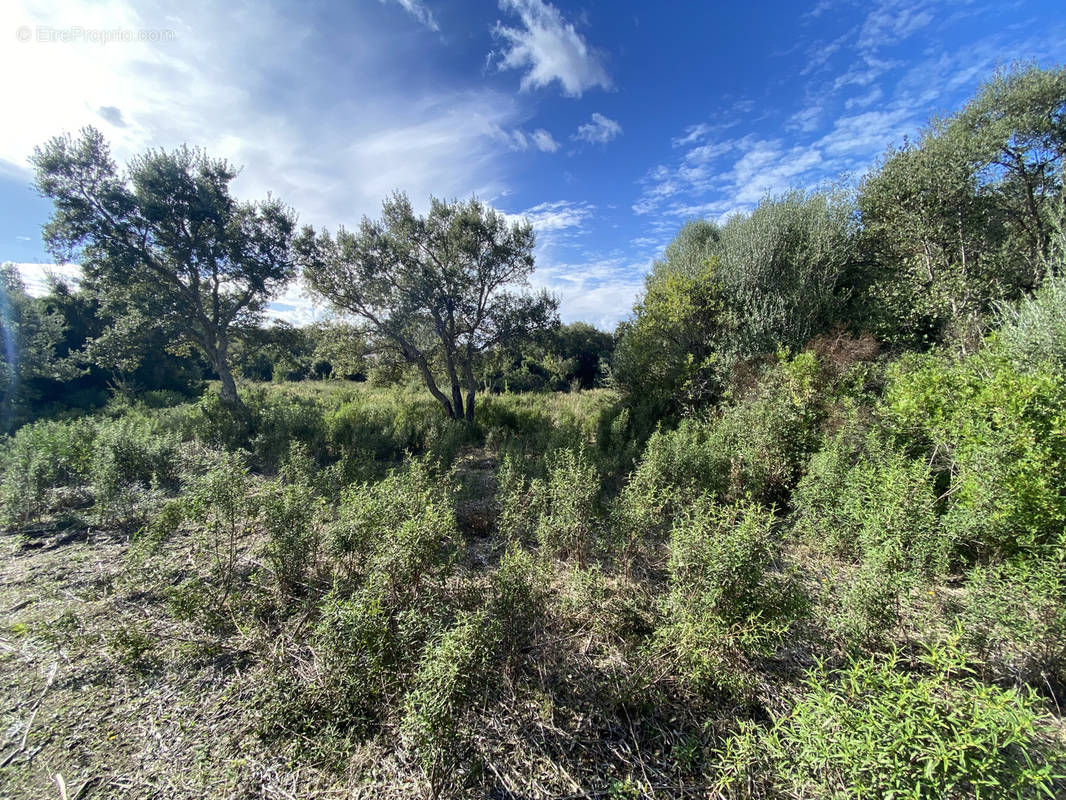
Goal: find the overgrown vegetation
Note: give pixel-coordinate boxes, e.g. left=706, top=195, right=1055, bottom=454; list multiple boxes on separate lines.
left=3, top=64, right=1066, bottom=798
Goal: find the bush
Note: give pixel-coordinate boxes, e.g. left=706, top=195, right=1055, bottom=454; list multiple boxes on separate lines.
left=881, top=351, right=1066, bottom=562
left=91, top=415, right=180, bottom=525
left=792, top=446, right=945, bottom=572
left=620, top=351, right=826, bottom=541
left=533, top=447, right=601, bottom=563
left=0, top=416, right=95, bottom=525
left=489, top=544, right=547, bottom=667
left=716, top=640, right=1065, bottom=799
left=958, top=560, right=1066, bottom=692
left=330, top=459, right=458, bottom=605
left=259, top=479, right=322, bottom=598
left=402, top=607, right=500, bottom=797
left=996, top=268, right=1066, bottom=376
left=656, top=500, right=802, bottom=696
left=182, top=451, right=256, bottom=614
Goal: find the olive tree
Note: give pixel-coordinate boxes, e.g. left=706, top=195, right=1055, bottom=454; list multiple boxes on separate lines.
left=32, top=127, right=298, bottom=408
left=296, top=193, right=558, bottom=422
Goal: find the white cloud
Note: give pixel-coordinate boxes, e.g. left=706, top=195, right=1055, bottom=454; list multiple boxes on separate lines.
left=495, top=125, right=559, bottom=152
left=672, top=123, right=711, bottom=147
left=0, top=0, right=530, bottom=234
left=531, top=255, right=646, bottom=329
left=504, top=199, right=594, bottom=235
left=787, top=105, right=823, bottom=133
left=491, top=0, right=611, bottom=97
left=573, top=112, right=622, bottom=144
left=382, top=0, right=439, bottom=32
left=4, top=261, right=81, bottom=296
left=857, top=0, right=934, bottom=53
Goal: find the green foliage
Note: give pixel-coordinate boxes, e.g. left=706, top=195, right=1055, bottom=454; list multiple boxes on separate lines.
left=331, top=459, right=458, bottom=603
left=258, top=479, right=321, bottom=598
left=90, top=414, right=180, bottom=524
left=614, top=191, right=856, bottom=418
left=857, top=64, right=1066, bottom=347
left=881, top=350, right=1066, bottom=561
left=0, top=416, right=95, bottom=525
left=657, top=500, right=801, bottom=696
left=33, top=127, right=298, bottom=407
left=996, top=268, right=1066, bottom=376
left=182, top=451, right=256, bottom=612
left=717, top=640, right=1064, bottom=799
left=297, top=192, right=558, bottom=423
left=0, top=264, right=81, bottom=429
left=489, top=544, right=547, bottom=666
left=532, top=447, right=601, bottom=562
left=618, top=352, right=826, bottom=547
left=402, top=607, right=500, bottom=796
left=958, top=560, right=1066, bottom=690
left=612, top=254, right=725, bottom=417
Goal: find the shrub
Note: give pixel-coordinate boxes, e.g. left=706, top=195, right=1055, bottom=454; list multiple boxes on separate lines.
left=0, top=416, right=95, bottom=525
left=250, top=392, right=328, bottom=471
left=958, top=560, right=1066, bottom=692
left=657, top=500, right=802, bottom=696
left=617, top=351, right=826, bottom=544
left=489, top=544, right=547, bottom=666
left=259, top=479, right=322, bottom=598
left=996, top=269, right=1066, bottom=376
left=881, top=351, right=1066, bottom=562
left=402, top=607, right=500, bottom=797
left=182, top=451, right=256, bottom=613
left=91, top=415, right=180, bottom=525
left=716, top=640, right=1065, bottom=799
left=533, top=447, right=601, bottom=563
left=792, top=446, right=946, bottom=573
left=331, top=459, right=458, bottom=604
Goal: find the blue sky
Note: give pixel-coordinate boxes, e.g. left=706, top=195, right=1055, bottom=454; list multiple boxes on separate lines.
left=2, top=0, right=1064, bottom=328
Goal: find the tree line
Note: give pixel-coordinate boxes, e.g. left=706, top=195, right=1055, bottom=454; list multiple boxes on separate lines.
left=3, top=63, right=1064, bottom=433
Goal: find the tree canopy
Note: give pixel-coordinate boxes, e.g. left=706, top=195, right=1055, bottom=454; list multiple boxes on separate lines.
left=296, top=193, right=558, bottom=422
left=31, top=127, right=298, bottom=407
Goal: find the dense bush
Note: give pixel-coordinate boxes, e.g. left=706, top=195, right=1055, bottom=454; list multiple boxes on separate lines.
left=258, top=479, right=321, bottom=598
left=402, top=607, right=500, bottom=796
left=881, top=350, right=1066, bottom=562
left=656, top=500, right=802, bottom=696
left=0, top=416, right=95, bottom=525
left=717, top=640, right=1064, bottom=799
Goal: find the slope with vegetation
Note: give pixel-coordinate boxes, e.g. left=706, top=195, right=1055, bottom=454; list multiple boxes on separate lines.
left=2, top=63, right=1066, bottom=799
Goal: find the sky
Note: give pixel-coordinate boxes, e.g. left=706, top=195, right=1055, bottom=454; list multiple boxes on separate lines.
left=1, top=0, right=1065, bottom=329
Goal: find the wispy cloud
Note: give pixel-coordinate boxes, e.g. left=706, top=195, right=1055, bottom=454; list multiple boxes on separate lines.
left=495, top=125, right=560, bottom=152
left=381, top=0, right=439, bottom=32
left=491, top=0, right=611, bottom=97
left=857, top=0, right=934, bottom=53
left=573, top=113, right=622, bottom=144
left=0, top=0, right=528, bottom=231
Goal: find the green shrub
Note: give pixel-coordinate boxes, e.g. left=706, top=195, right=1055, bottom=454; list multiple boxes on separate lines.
left=881, top=351, right=1066, bottom=562
left=657, top=500, right=802, bottom=695
left=250, top=392, right=328, bottom=471
left=793, top=446, right=945, bottom=572
left=958, top=560, right=1066, bottom=691
left=259, top=479, right=322, bottom=598
left=996, top=268, right=1066, bottom=376
left=533, top=447, right=601, bottom=562
left=716, top=640, right=1065, bottom=799
left=402, top=607, right=500, bottom=797
left=331, top=459, right=458, bottom=604
left=617, top=351, right=825, bottom=544
left=0, top=416, right=96, bottom=525
left=183, top=451, right=256, bottom=612
left=489, top=544, right=547, bottom=666
left=91, top=415, right=180, bottom=525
